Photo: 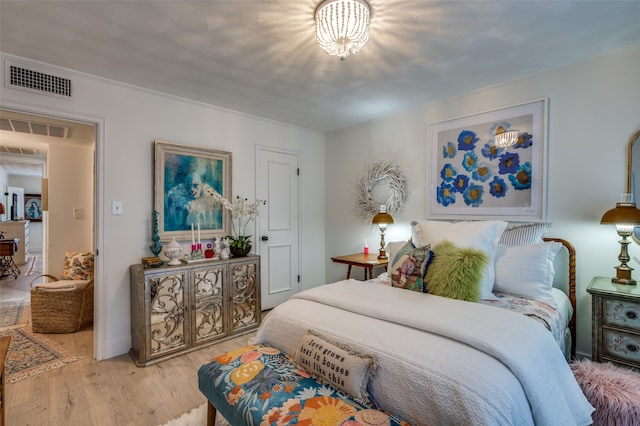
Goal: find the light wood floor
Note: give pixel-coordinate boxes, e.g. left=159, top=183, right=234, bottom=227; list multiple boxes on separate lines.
left=2, top=256, right=257, bottom=426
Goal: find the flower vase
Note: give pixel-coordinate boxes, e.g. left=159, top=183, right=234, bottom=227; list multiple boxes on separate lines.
left=230, top=245, right=251, bottom=257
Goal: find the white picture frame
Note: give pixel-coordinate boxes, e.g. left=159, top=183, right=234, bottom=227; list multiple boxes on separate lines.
left=427, top=99, right=547, bottom=221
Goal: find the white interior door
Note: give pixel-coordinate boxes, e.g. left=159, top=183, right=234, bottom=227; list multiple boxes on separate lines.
left=256, top=147, right=300, bottom=310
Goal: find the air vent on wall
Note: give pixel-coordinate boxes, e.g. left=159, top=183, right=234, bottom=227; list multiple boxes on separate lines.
left=0, top=117, right=70, bottom=138
left=6, top=63, right=71, bottom=97
left=0, top=145, right=39, bottom=155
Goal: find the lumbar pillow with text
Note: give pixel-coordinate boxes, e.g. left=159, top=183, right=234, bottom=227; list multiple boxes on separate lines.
left=426, top=240, right=488, bottom=302
left=411, top=220, right=507, bottom=299
left=388, top=241, right=433, bottom=292
left=293, top=331, right=376, bottom=403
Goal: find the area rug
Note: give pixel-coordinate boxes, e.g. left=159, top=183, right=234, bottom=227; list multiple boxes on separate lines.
left=0, top=299, right=30, bottom=329
left=0, top=326, right=80, bottom=383
left=25, top=255, right=42, bottom=276
left=570, top=359, right=640, bottom=425
left=160, top=404, right=229, bottom=426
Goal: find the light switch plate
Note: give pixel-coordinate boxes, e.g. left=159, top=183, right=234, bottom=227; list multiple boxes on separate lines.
left=112, top=201, right=123, bottom=215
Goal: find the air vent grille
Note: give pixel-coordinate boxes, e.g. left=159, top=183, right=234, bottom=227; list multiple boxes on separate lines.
left=0, top=146, right=39, bottom=155
left=9, top=65, right=71, bottom=97
left=0, top=117, right=70, bottom=138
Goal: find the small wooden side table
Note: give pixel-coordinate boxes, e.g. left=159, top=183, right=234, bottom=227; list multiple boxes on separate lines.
left=588, top=276, right=640, bottom=371
left=331, top=253, right=388, bottom=280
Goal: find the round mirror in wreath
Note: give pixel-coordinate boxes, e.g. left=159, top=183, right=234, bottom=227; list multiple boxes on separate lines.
left=354, top=161, right=408, bottom=223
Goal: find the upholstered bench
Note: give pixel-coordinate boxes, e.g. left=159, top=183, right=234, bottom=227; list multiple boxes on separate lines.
left=570, top=359, right=640, bottom=425
left=198, top=343, right=409, bottom=426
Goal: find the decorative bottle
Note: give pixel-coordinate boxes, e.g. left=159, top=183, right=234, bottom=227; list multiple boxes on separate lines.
left=205, top=243, right=214, bottom=258
left=149, top=210, right=162, bottom=257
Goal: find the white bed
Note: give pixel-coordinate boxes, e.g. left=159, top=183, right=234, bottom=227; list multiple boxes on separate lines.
left=254, top=222, right=593, bottom=425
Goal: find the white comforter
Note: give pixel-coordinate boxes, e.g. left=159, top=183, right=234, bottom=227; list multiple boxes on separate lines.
left=254, top=280, right=593, bottom=426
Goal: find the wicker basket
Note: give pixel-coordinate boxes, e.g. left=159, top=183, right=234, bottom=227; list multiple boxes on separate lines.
left=29, top=274, right=94, bottom=334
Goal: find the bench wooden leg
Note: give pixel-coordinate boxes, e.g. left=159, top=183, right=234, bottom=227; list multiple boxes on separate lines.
left=207, top=401, right=217, bottom=426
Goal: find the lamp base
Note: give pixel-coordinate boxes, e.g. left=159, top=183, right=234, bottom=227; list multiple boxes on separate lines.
left=612, top=277, right=637, bottom=285
left=378, top=249, right=388, bottom=260
left=613, top=266, right=637, bottom=285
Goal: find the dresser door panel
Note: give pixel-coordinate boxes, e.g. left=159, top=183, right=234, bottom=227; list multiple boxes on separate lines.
left=229, top=260, right=260, bottom=333
left=192, top=264, right=226, bottom=345
left=146, top=271, right=188, bottom=358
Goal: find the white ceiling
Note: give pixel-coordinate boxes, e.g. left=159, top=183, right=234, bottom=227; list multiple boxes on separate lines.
left=1, top=1, right=640, bottom=133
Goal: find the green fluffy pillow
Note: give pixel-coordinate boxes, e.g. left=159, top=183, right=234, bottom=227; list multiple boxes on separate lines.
left=426, top=240, right=488, bottom=302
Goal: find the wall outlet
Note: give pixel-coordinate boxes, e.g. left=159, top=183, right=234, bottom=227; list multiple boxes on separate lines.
left=112, top=201, right=123, bottom=215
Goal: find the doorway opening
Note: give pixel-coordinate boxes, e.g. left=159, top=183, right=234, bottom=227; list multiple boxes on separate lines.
left=0, top=106, right=102, bottom=359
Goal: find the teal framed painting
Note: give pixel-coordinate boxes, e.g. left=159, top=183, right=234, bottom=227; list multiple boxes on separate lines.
left=427, top=99, right=547, bottom=222
left=154, top=140, right=232, bottom=242
left=24, top=193, right=42, bottom=222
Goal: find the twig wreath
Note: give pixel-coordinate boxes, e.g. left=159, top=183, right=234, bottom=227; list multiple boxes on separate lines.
left=354, top=161, right=408, bottom=222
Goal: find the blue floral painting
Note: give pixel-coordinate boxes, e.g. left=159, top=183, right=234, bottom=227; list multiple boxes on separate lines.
left=428, top=100, right=546, bottom=220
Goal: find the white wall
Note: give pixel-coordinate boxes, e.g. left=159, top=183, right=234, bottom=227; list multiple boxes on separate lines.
left=47, top=143, right=94, bottom=275
left=1, top=53, right=326, bottom=359
left=326, top=45, right=640, bottom=358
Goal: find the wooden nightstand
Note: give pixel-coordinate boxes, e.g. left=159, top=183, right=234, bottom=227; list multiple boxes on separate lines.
left=331, top=253, right=388, bottom=280
left=588, top=276, right=640, bottom=371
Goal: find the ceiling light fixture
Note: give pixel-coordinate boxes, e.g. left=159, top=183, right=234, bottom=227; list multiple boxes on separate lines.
left=315, top=0, right=371, bottom=61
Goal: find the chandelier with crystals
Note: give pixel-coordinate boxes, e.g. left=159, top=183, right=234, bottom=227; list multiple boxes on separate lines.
left=315, top=0, right=371, bottom=61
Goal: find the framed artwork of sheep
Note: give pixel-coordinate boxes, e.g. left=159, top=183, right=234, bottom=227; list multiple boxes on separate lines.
left=154, top=140, right=232, bottom=242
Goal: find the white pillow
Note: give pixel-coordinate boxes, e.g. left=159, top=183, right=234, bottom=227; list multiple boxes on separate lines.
left=494, top=242, right=562, bottom=306
left=33, top=279, right=91, bottom=291
left=386, top=240, right=409, bottom=264
left=499, top=223, right=551, bottom=246
left=411, top=220, right=507, bottom=300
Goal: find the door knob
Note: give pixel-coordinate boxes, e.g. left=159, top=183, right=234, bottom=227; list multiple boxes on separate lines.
left=261, top=235, right=269, bottom=241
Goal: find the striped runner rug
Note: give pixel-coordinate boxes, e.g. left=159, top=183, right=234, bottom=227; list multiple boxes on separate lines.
left=25, top=255, right=42, bottom=276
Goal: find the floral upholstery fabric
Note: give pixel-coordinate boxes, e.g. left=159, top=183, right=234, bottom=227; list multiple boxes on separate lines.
left=62, top=251, right=94, bottom=281
left=198, top=344, right=410, bottom=426
left=482, top=293, right=567, bottom=355
left=388, top=242, right=433, bottom=293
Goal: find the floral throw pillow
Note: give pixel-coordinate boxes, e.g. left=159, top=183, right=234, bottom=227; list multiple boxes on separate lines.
left=388, top=241, right=433, bottom=292
left=62, top=251, right=94, bottom=281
